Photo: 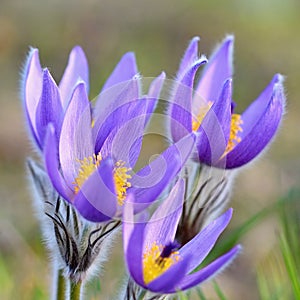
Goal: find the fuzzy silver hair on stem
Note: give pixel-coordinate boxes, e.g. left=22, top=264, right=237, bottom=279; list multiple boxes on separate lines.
left=176, top=161, right=235, bottom=245
left=26, top=158, right=120, bottom=291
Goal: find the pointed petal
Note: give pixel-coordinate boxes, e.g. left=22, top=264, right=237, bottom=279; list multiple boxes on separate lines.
left=170, top=58, right=207, bottom=142
left=147, top=72, right=166, bottom=101
left=145, top=72, right=166, bottom=125
left=240, top=74, right=284, bottom=137
left=179, top=208, right=233, bottom=273
left=195, top=79, right=232, bottom=167
left=124, top=217, right=146, bottom=288
left=93, top=52, right=138, bottom=121
left=177, top=37, right=200, bottom=79
left=225, top=78, right=285, bottom=168
left=23, top=48, right=43, bottom=149
left=93, top=78, right=139, bottom=151
left=73, top=157, right=117, bottom=222
left=101, top=52, right=138, bottom=92
left=59, top=46, right=89, bottom=108
left=35, top=69, right=63, bottom=148
left=94, top=77, right=146, bottom=168
left=130, top=133, right=195, bottom=210
left=175, top=245, right=241, bottom=292
left=147, top=257, right=190, bottom=293
left=102, top=98, right=157, bottom=167
left=44, top=125, right=73, bottom=201
left=59, top=82, right=93, bottom=185
left=196, top=35, right=234, bottom=102
left=143, top=179, right=184, bottom=250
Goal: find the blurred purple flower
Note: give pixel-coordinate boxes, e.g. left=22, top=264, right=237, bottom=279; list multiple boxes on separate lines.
left=170, top=36, right=286, bottom=168
left=23, top=47, right=195, bottom=222
left=123, top=179, right=240, bottom=294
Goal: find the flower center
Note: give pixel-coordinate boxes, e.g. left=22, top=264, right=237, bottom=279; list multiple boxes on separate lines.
left=114, top=160, right=132, bottom=206
left=224, top=113, right=243, bottom=154
left=192, top=101, right=213, bottom=131
left=73, top=153, right=102, bottom=194
left=73, top=153, right=131, bottom=206
left=143, top=241, right=180, bottom=284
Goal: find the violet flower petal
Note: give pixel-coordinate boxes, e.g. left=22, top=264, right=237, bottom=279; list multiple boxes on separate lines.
left=124, top=217, right=146, bottom=288
left=44, top=125, right=73, bottom=201
left=145, top=72, right=166, bottom=125
left=93, top=52, right=139, bottom=124
left=174, top=245, right=241, bottom=292
left=59, top=82, right=93, bottom=185
left=196, top=35, right=234, bottom=103
left=143, top=179, right=184, bottom=250
left=23, top=48, right=43, bottom=149
left=170, top=58, right=207, bottom=142
left=179, top=208, right=233, bottom=273
left=93, top=77, right=140, bottom=154
left=35, top=69, right=63, bottom=148
left=94, top=100, right=150, bottom=169
left=225, top=80, right=285, bottom=168
left=177, top=37, right=200, bottom=79
left=130, top=133, right=195, bottom=209
left=73, top=157, right=117, bottom=222
left=101, top=52, right=138, bottom=93
left=146, top=257, right=190, bottom=293
left=240, top=74, right=284, bottom=137
left=59, top=46, right=89, bottom=109
left=195, top=79, right=232, bottom=166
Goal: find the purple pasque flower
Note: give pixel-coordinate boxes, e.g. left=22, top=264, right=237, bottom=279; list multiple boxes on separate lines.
left=40, top=48, right=195, bottom=223
left=22, top=46, right=89, bottom=151
left=170, top=36, right=286, bottom=169
left=123, top=179, right=241, bottom=294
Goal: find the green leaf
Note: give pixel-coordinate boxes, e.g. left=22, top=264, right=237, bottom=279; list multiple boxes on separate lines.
left=279, top=230, right=300, bottom=298
left=195, top=287, right=207, bottom=300
left=213, top=280, right=228, bottom=300
left=202, top=188, right=300, bottom=267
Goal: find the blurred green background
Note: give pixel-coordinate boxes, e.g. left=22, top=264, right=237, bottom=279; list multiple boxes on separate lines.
left=0, top=0, right=299, bottom=299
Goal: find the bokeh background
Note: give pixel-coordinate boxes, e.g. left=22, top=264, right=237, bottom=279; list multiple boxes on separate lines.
left=0, top=0, right=299, bottom=299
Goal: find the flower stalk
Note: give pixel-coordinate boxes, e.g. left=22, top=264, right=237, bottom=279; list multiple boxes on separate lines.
left=55, top=269, right=67, bottom=300
left=70, top=280, right=82, bottom=300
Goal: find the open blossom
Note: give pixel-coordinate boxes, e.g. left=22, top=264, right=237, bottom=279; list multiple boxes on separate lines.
left=123, top=179, right=240, bottom=294
left=23, top=46, right=195, bottom=222
left=170, top=36, right=286, bottom=168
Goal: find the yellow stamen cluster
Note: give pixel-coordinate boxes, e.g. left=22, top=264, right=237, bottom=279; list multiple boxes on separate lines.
left=192, top=101, right=213, bottom=131
left=73, top=153, right=102, bottom=194
left=114, top=161, right=132, bottom=206
left=73, top=154, right=131, bottom=206
left=143, top=242, right=180, bottom=284
left=224, top=113, right=243, bottom=154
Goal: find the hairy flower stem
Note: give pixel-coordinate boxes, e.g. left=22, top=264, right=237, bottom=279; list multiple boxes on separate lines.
left=70, top=280, right=82, bottom=300
left=55, top=269, right=66, bottom=300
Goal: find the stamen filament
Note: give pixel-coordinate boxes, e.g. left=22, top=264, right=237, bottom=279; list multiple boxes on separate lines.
left=224, top=113, right=243, bottom=154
